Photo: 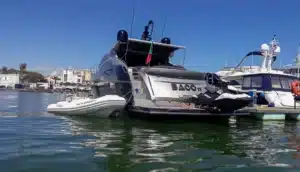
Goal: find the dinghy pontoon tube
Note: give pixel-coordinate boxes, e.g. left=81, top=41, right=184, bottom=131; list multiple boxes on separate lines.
left=47, top=84, right=126, bottom=117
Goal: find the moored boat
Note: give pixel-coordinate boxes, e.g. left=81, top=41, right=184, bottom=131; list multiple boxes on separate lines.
left=47, top=90, right=126, bottom=117
left=94, top=20, right=252, bottom=116
left=216, top=35, right=300, bottom=108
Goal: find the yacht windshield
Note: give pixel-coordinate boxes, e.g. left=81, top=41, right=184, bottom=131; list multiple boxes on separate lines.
left=241, top=74, right=297, bottom=91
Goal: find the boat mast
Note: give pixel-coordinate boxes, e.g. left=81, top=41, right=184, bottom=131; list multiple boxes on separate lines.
left=260, top=35, right=280, bottom=71
left=296, top=44, right=300, bottom=65
left=161, top=14, right=167, bottom=38
left=296, top=44, right=300, bottom=77
left=230, top=35, right=280, bottom=74
left=129, top=0, right=137, bottom=37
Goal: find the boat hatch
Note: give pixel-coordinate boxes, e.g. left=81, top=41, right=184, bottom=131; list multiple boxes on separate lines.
left=241, top=74, right=297, bottom=91
left=115, top=38, right=185, bottom=67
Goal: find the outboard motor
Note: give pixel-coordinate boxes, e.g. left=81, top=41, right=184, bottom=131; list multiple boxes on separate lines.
left=141, top=20, right=154, bottom=41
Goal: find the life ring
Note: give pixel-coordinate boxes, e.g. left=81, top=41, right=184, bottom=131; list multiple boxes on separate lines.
left=291, top=80, right=300, bottom=95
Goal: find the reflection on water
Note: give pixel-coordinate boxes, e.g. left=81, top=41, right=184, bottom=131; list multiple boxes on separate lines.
left=65, top=116, right=300, bottom=171
left=0, top=91, right=300, bottom=171
left=0, top=90, right=57, bottom=117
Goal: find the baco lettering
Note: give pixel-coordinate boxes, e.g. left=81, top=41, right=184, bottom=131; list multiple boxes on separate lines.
left=171, top=83, right=201, bottom=91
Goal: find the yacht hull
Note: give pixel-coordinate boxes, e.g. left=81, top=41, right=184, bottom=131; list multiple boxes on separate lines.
left=127, top=67, right=252, bottom=115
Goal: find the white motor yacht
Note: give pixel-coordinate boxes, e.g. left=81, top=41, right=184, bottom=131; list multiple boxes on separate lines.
left=216, top=35, right=299, bottom=108
left=93, top=20, right=252, bottom=116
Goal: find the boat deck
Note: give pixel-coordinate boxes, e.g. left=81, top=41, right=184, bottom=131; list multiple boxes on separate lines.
left=235, top=106, right=300, bottom=120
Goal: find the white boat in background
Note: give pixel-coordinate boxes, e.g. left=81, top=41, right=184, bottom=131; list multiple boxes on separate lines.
left=216, top=35, right=300, bottom=108
left=281, top=45, right=300, bottom=78
left=47, top=87, right=126, bottom=117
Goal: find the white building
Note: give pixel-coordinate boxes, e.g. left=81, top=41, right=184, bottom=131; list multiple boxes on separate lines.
left=0, top=73, right=20, bottom=87
left=62, top=68, right=84, bottom=84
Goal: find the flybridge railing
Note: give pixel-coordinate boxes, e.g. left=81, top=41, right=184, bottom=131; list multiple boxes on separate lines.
left=220, top=66, right=261, bottom=73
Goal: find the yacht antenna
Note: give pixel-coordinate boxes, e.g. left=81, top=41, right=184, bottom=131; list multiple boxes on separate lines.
left=271, top=34, right=278, bottom=53
left=260, top=34, right=280, bottom=71
left=161, top=15, right=167, bottom=37
left=141, top=20, right=154, bottom=41
left=251, top=53, right=254, bottom=67
left=129, top=0, right=137, bottom=37
left=296, top=44, right=300, bottom=65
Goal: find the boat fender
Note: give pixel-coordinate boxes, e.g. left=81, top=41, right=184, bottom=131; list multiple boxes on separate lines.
left=259, top=92, right=265, bottom=97
left=291, top=80, right=300, bottom=96
left=268, top=102, right=275, bottom=107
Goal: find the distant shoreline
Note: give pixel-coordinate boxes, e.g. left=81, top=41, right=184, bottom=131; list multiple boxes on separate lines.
left=0, top=88, right=54, bottom=93
left=0, top=88, right=91, bottom=94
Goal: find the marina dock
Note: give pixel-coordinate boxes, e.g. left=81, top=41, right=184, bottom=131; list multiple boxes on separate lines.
left=236, top=106, right=300, bottom=121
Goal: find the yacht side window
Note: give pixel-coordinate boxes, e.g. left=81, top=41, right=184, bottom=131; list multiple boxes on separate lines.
left=271, top=76, right=281, bottom=89
left=242, top=77, right=251, bottom=87
left=232, top=79, right=243, bottom=85
left=251, top=76, right=262, bottom=88
left=279, top=77, right=291, bottom=89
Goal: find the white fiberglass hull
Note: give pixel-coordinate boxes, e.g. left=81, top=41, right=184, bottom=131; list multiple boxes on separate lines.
left=264, top=91, right=300, bottom=108
left=47, top=95, right=126, bottom=117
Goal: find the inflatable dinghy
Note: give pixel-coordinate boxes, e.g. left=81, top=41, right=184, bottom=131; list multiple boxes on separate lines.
left=47, top=95, right=126, bottom=117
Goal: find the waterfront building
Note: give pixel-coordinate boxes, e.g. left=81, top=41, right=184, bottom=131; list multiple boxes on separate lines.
left=0, top=73, right=20, bottom=88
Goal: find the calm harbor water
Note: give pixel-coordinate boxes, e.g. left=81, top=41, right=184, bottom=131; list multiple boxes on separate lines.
left=0, top=90, right=300, bottom=171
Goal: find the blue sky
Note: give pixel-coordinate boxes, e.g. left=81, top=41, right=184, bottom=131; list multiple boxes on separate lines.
left=1, top=0, right=300, bottom=75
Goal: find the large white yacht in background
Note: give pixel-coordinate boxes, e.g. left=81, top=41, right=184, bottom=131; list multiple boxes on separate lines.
left=216, top=35, right=299, bottom=108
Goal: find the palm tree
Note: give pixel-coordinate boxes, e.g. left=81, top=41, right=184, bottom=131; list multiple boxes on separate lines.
left=52, top=76, right=60, bottom=84
left=19, top=63, right=27, bottom=84
left=19, top=63, right=27, bottom=72
left=1, top=66, right=8, bottom=73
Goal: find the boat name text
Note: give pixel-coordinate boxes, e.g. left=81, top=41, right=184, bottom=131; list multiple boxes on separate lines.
left=171, top=83, right=201, bottom=91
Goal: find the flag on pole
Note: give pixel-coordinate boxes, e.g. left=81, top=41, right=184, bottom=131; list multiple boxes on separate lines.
left=146, top=41, right=153, bottom=65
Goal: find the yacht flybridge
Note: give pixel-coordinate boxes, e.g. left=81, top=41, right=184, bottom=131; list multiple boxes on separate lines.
left=216, top=35, right=299, bottom=108
left=93, top=20, right=252, bottom=116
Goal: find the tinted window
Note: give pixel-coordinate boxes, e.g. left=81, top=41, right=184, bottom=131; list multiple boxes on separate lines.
left=280, top=77, right=292, bottom=89
left=235, top=79, right=243, bottom=85
left=251, top=76, right=262, bottom=88
left=242, top=77, right=251, bottom=87
left=229, top=80, right=241, bottom=85
left=271, top=76, right=281, bottom=89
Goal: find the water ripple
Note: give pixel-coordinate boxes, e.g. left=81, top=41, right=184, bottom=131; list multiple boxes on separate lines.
left=0, top=91, right=299, bottom=171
